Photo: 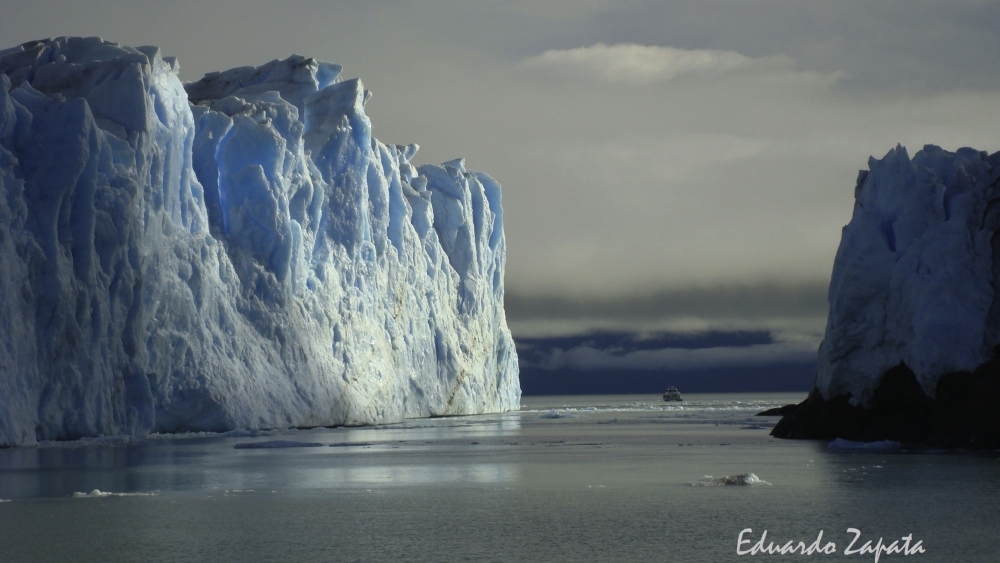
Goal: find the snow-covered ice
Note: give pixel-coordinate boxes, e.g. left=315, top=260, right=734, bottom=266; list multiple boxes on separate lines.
left=817, top=144, right=1000, bottom=403
left=0, top=38, right=519, bottom=447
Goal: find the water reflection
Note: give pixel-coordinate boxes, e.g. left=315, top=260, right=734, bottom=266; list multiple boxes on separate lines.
left=294, top=463, right=519, bottom=488
left=0, top=412, right=523, bottom=499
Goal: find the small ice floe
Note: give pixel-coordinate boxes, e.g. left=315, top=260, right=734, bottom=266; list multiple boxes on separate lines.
left=827, top=438, right=902, bottom=452
left=234, top=440, right=324, bottom=449
left=38, top=434, right=136, bottom=448
left=0, top=499, right=11, bottom=503
left=691, top=473, right=771, bottom=486
left=597, top=418, right=619, bottom=425
left=536, top=410, right=578, bottom=419
left=71, top=489, right=156, bottom=498
left=223, top=428, right=267, bottom=438
left=328, top=442, right=375, bottom=448
left=740, top=424, right=773, bottom=430
left=145, top=428, right=271, bottom=441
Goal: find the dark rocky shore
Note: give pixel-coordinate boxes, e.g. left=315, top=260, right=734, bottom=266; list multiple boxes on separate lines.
left=771, top=356, right=1000, bottom=449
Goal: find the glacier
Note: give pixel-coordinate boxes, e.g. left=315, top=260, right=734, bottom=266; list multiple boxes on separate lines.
left=818, top=144, right=1000, bottom=403
left=0, top=37, right=519, bottom=447
left=773, top=144, right=1000, bottom=447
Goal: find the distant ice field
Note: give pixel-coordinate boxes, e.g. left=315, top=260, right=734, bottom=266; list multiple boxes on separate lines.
left=2, top=392, right=999, bottom=562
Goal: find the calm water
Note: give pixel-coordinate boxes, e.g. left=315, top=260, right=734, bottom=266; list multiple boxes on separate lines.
left=1, top=393, right=999, bottom=562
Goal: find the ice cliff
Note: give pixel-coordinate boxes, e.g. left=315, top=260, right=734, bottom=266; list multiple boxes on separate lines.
left=0, top=37, right=519, bottom=447
left=774, top=145, right=1000, bottom=447
left=817, top=144, right=1000, bottom=402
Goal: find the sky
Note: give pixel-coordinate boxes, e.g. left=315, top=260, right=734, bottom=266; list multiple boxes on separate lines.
left=4, top=0, right=1000, bottom=387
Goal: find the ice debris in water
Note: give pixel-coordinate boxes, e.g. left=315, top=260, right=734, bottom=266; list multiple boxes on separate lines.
left=0, top=37, right=519, bottom=447
left=691, top=473, right=771, bottom=486
left=536, top=410, right=580, bottom=419
left=328, top=442, right=374, bottom=447
left=233, top=440, right=324, bottom=449
left=222, top=429, right=267, bottom=438
left=71, top=490, right=156, bottom=498
left=827, top=438, right=902, bottom=451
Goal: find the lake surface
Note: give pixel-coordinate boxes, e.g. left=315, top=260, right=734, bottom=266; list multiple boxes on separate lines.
left=1, top=393, right=999, bottom=562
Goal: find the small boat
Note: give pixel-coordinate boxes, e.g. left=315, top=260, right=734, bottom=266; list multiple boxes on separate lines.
left=662, top=386, right=683, bottom=402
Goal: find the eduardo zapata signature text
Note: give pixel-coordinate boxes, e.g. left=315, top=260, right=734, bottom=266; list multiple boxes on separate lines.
left=738, top=529, right=925, bottom=561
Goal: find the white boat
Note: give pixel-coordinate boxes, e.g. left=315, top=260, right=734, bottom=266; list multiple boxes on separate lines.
left=662, top=386, right=682, bottom=402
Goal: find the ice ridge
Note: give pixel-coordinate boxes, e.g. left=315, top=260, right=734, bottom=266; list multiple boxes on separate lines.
left=0, top=37, right=519, bottom=447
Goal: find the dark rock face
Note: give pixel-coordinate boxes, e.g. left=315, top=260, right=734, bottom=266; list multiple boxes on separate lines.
left=772, top=359, right=1000, bottom=449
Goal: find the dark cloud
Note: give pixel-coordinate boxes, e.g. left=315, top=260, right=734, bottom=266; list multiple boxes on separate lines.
left=516, top=330, right=775, bottom=357
left=506, top=282, right=829, bottom=322
left=514, top=328, right=817, bottom=394
left=518, top=362, right=815, bottom=394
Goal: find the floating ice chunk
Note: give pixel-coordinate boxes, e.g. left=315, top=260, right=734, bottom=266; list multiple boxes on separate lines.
left=328, top=442, right=375, bottom=448
left=536, top=410, right=579, bottom=419
left=234, top=440, right=325, bottom=449
left=827, top=438, right=902, bottom=451
left=222, top=429, right=264, bottom=438
left=37, top=435, right=136, bottom=448
left=691, top=473, right=771, bottom=486
left=71, top=489, right=156, bottom=498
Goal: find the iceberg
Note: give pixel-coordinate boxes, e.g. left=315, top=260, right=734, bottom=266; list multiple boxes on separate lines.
left=773, top=145, right=1000, bottom=447
left=0, top=37, right=519, bottom=447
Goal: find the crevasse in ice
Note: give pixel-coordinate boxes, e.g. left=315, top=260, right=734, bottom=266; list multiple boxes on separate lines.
left=0, top=37, right=519, bottom=447
left=817, top=144, right=1000, bottom=403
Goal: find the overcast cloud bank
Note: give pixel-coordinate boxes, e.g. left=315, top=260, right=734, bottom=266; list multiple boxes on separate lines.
left=2, top=1, right=997, bottom=341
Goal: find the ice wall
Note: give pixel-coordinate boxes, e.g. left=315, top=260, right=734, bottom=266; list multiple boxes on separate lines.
left=817, top=144, right=1000, bottom=403
left=0, top=38, right=519, bottom=447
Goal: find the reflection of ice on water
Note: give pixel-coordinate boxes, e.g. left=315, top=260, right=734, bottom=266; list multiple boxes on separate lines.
left=298, top=464, right=520, bottom=487
left=364, top=414, right=521, bottom=441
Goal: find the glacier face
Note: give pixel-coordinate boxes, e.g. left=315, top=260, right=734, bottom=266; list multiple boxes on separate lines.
left=0, top=37, right=519, bottom=447
left=817, top=144, right=1000, bottom=403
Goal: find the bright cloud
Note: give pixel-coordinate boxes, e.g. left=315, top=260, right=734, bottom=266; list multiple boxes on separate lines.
left=521, top=43, right=777, bottom=83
